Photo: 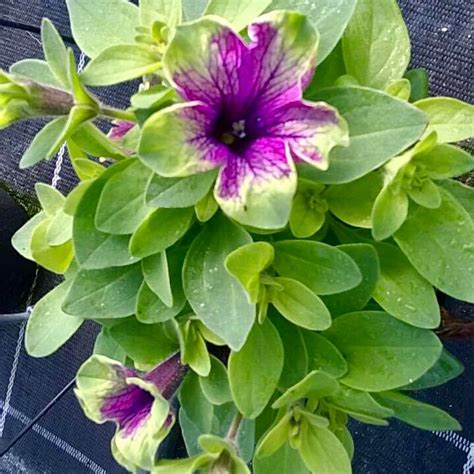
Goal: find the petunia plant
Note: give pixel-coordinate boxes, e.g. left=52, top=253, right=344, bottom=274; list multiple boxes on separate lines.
left=2, top=0, right=474, bottom=472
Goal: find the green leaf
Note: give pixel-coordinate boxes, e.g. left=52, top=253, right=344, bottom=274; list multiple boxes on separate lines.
left=139, top=0, right=182, bottom=27
left=438, top=179, right=474, bottom=218
left=322, top=244, right=380, bottom=317
left=136, top=280, right=185, bottom=323
left=93, top=328, right=127, bottom=363
left=66, top=0, right=140, bottom=58
left=178, top=320, right=211, bottom=377
left=269, top=0, right=358, bottom=64
left=71, top=122, right=129, bottom=161
left=199, top=355, right=232, bottom=405
left=270, top=277, right=331, bottom=331
left=179, top=372, right=214, bottom=433
left=414, top=144, right=474, bottom=180
left=205, top=0, right=272, bottom=32
left=273, top=371, right=339, bottom=409
left=273, top=241, right=361, bottom=295
left=142, top=252, right=173, bottom=307
left=46, top=211, right=73, bottom=246
left=394, top=188, right=474, bottom=302
left=20, top=118, right=68, bottom=168
left=109, top=318, right=178, bottom=366
left=302, top=331, right=347, bottom=378
left=415, top=97, right=474, bottom=143
left=73, top=161, right=140, bottom=269
left=385, top=78, right=411, bottom=101
left=254, top=443, right=309, bottom=474
left=371, top=186, right=409, bottom=240
left=342, top=0, right=410, bottom=89
left=290, top=193, right=326, bottom=238
left=10, top=59, right=63, bottom=89
left=12, top=212, right=47, bottom=261
left=228, top=319, right=283, bottom=418
left=130, top=207, right=194, bottom=258
left=402, top=349, right=464, bottom=390
left=225, top=242, right=274, bottom=303
left=372, top=243, right=440, bottom=329
left=63, top=264, right=143, bottom=318
left=131, top=86, right=176, bottom=110
left=297, top=420, right=351, bottom=474
left=41, top=19, right=69, bottom=87
left=326, top=385, right=394, bottom=424
left=146, top=171, right=216, bottom=208
left=272, top=314, right=308, bottom=390
left=31, top=219, right=74, bottom=273
left=256, top=412, right=293, bottom=459
left=302, top=87, right=427, bottom=183
left=195, top=188, right=219, bottom=222
left=326, top=172, right=384, bottom=228
left=182, top=0, right=207, bottom=20
left=407, top=178, right=441, bottom=209
left=25, top=281, right=83, bottom=357
left=374, top=391, right=461, bottom=431
left=81, top=44, right=161, bottom=86
left=35, top=183, right=65, bottom=215
left=324, top=311, right=442, bottom=391
left=96, top=160, right=152, bottom=235
left=183, top=214, right=255, bottom=351
left=404, top=68, right=429, bottom=102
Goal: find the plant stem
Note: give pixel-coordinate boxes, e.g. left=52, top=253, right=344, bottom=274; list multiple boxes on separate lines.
left=226, top=412, right=243, bottom=442
left=100, top=106, right=135, bottom=122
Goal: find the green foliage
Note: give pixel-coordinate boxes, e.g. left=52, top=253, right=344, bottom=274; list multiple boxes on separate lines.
left=206, top=0, right=272, bottom=32
left=5, top=3, right=474, bottom=473
left=229, top=319, right=283, bottom=418
left=303, top=87, right=427, bottom=183
left=324, top=311, right=442, bottom=391
left=25, top=281, right=83, bottom=357
left=66, top=0, right=140, bottom=58
left=394, top=189, right=474, bottom=302
left=268, top=0, right=357, bottom=64
left=342, top=0, right=410, bottom=89
left=183, top=215, right=255, bottom=350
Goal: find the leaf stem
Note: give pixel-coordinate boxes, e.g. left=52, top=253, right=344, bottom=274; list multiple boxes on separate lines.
left=100, top=106, right=135, bottom=122
left=226, top=412, right=243, bottom=442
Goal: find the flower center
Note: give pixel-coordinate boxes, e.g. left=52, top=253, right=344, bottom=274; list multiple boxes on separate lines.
left=101, top=384, right=154, bottom=437
left=213, top=113, right=254, bottom=152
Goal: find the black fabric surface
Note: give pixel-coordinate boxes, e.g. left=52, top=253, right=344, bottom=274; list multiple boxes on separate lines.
left=0, top=1, right=472, bottom=473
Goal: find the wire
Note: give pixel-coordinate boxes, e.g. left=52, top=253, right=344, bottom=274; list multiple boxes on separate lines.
left=0, top=378, right=76, bottom=457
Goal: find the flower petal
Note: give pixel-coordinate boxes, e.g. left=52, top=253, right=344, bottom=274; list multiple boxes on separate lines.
left=112, top=378, right=171, bottom=471
left=164, top=16, right=248, bottom=113
left=214, top=138, right=297, bottom=229
left=139, top=101, right=228, bottom=176
left=262, top=101, right=349, bottom=170
left=247, top=11, right=319, bottom=115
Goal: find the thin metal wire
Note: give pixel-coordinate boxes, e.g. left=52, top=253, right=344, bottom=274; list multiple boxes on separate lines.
left=0, top=378, right=76, bottom=457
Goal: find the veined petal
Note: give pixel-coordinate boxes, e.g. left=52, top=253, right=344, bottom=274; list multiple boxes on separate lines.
left=263, top=100, right=349, bottom=170
left=112, top=378, right=171, bottom=471
left=75, top=355, right=177, bottom=471
left=214, top=138, right=297, bottom=229
left=139, top=102, right=228, bottom=176
left=247, top=11, right=319, bottom=115
left=164, top=16, right=248, bottom=113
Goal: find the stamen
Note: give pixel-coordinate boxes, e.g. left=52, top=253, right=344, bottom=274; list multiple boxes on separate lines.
left=232, top=119, right=246, bottom=138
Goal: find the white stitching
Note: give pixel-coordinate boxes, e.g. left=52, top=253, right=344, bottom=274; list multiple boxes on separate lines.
left=0, top=399, right=106, bottom=474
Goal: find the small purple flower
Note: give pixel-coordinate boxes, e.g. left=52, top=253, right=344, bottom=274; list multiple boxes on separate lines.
left=139, top=11, right=348, bottom=229
left=108, top=120, right=135, bottom=141
left=75, top=353, right=187, bottom=471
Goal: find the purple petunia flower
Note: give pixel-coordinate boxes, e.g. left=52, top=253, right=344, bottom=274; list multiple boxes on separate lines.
left=75, top=353, right=187, bottom=471
left=108, top=120, right=135, bottom=141
left=139, top=11, right=348, bottom=229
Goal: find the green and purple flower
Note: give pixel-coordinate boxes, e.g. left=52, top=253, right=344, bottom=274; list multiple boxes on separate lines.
left=139, top=11, right=349, bottom=229
left=75, top=353, right=187, bottom=471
